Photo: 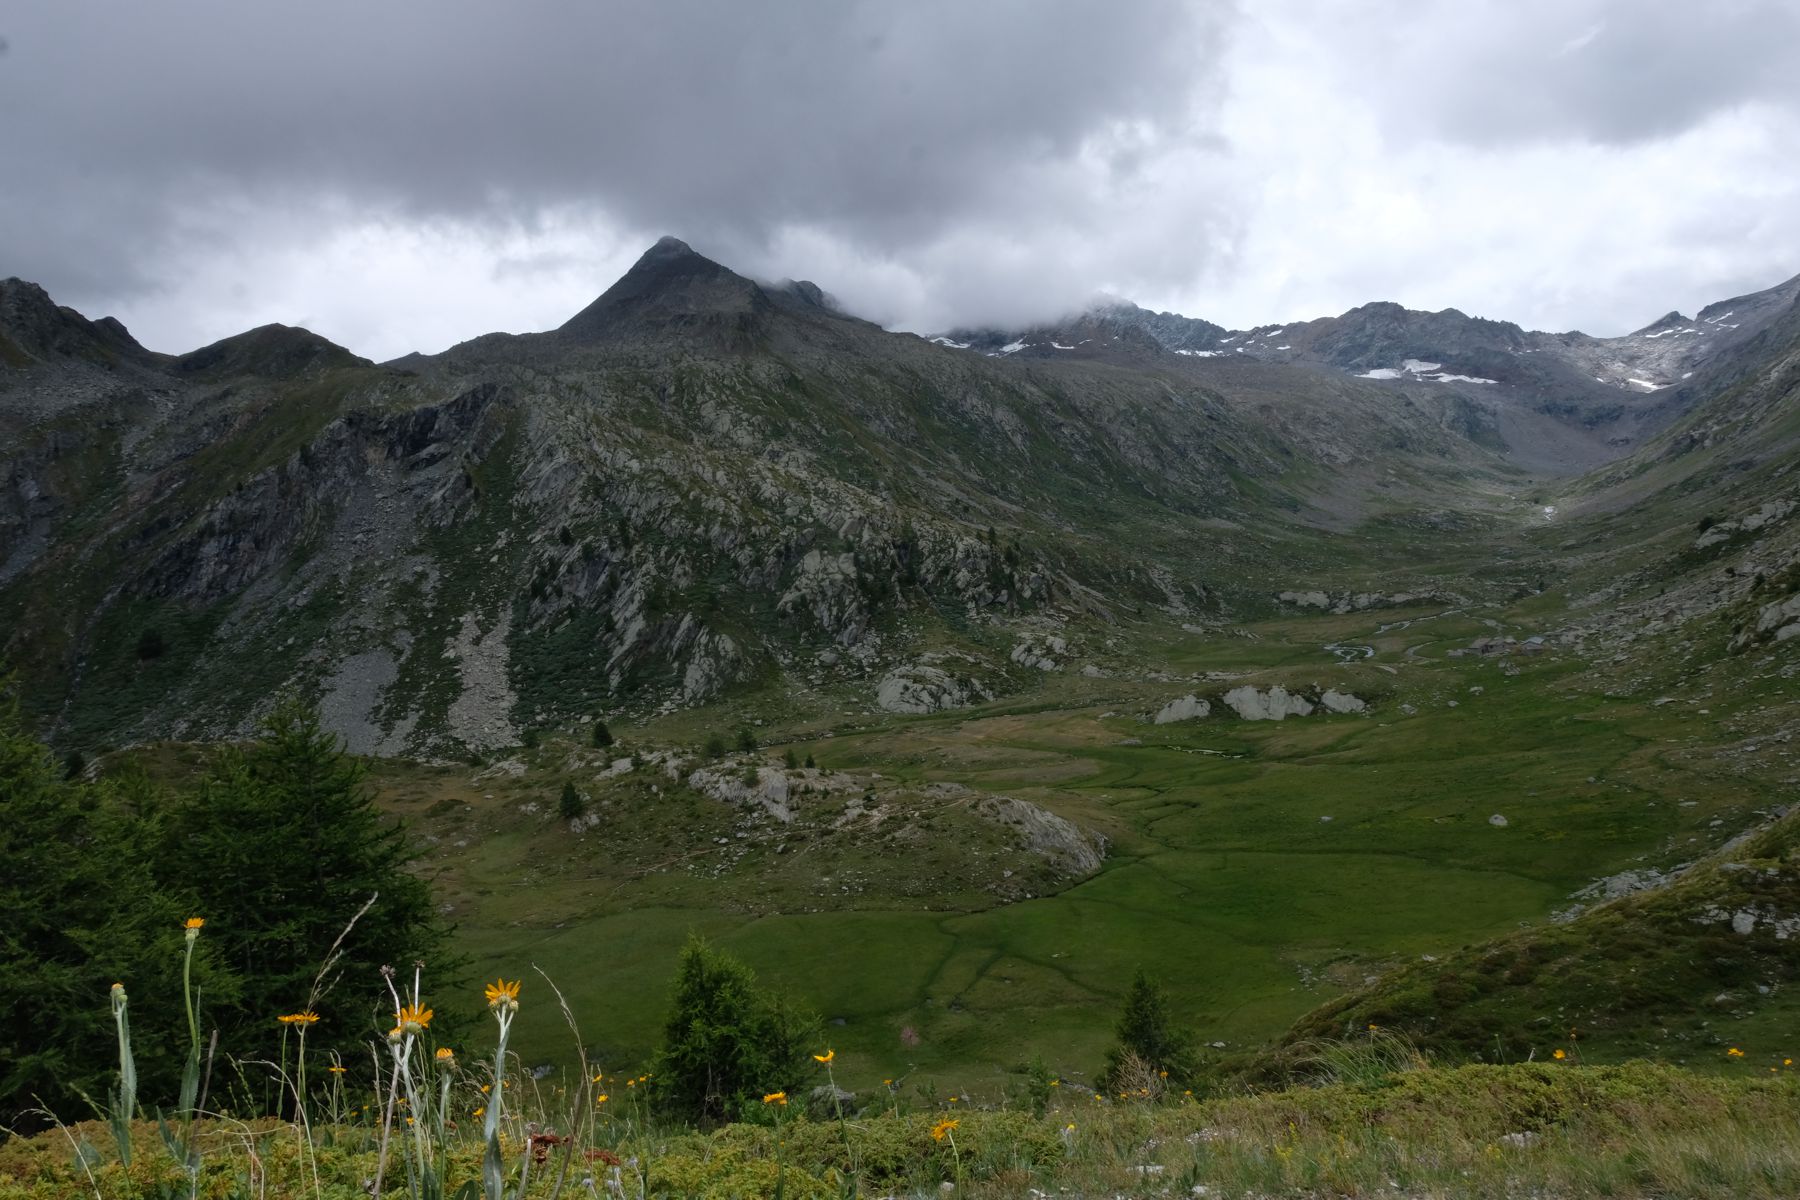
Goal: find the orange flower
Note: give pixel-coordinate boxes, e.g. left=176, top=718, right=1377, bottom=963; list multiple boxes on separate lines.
left=484, top=979, right=522, bottom=1012
left=390, top=1003, right=432, bottom=1039
left=931, top=1118, right=959, bottom=1142
left=813, top=1049, right=835, bottom=1064
left=184, top=917, right=205, bottom=930
left=277, top=1011, right=320, bottom=1026
left=762, top=1091, right=787, bottom=1106
left=1552, top=1049, right=1566, bottom=1060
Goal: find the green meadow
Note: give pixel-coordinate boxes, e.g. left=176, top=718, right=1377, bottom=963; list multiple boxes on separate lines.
left=381, top=600, right=1778, bottom=1094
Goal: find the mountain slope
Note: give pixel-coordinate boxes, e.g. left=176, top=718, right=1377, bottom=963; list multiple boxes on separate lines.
left=943, top=272, right=1800, bottom=473
left=0, top=239, right=1534, bottom=754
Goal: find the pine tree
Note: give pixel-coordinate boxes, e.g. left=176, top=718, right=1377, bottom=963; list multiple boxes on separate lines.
left=559, top=780, right=585, bottom=819
left=165, top=701, right=448, bottom=1066
left=654, top=936, right=818, bottom=1123
left=1103, top=968, right=1197, bottom=1088
left=735, top=727, right=757, bottom=753
left=591, top=720, right=613, bottom=748
left=0, top=680, right=197, bottom=1128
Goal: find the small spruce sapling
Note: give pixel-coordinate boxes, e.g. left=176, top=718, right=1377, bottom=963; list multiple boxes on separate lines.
left=559, top=781, right=585, bottom=820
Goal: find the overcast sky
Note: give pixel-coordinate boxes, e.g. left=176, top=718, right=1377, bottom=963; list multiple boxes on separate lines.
left=3, top=1, right=1798, bottom=360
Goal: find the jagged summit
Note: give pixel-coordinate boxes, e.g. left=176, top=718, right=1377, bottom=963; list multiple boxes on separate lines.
left=0, top=277, right=152, bottom=370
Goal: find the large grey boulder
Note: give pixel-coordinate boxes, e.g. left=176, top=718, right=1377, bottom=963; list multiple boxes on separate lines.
left=1223, top=685, right=1313, bottom=721
left=1153, top=694, right=1210, bottom=723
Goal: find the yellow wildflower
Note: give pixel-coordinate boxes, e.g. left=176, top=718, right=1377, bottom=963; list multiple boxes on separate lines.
left=390, top=1003, right=432, bottom=1039
left=329, top=1065, right=347, bottom=1074
left=1728, top=1047, right=1745, bottom=1058
left=813, top=1049, right=835, bottom=1064
left=484, top=978, right=522, bottom=1012
left=184, top=917, right=205, bottom=930
left=596, top=1093, right=609, bottom=1105
left=1552, top=1049, right=1566, bottom=1060
left=277, top=1011, right=320, bottom=1026
left=435, top=1047, right=456, bottom=1067
left=931, top=1118, right=959, bottom=1142
left=762, top=1091, right=788, bottom=1106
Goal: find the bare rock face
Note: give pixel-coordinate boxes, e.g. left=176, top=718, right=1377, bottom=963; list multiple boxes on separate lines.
left=976, top=795, right=1107, bottom=876
left=1153, top=694, right=1210, bottom=724
left=1009, top=633, right=1068, bottom=671
left=1319, top=689, right=1368, bottom=714
left=687, top=762, right=794, bottom=823
left=875, top=655, right=992, bottom=714
left=1733, top=590, right=1800, bottom=651
left=1276, top=589, right=1458, bottom=614
left=1223, top=685, right=1314, bottom=721
left=1696, top=499, right=1794, bottom=549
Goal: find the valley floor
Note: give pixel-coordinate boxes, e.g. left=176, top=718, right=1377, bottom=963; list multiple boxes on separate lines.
left=324, top=597, right=1798, bottom=1096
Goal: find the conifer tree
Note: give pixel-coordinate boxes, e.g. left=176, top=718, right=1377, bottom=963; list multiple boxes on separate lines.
left=166, top=700, right=447, bottom=1063
left=0, top=680, right=195, bottom=1127
left=1103, top=968, right=1197, bottom=1088
left=654, top=936, right=818, bottom=1123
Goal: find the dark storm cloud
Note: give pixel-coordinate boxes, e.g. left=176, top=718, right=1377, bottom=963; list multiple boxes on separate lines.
left=0, top=1, right=1228, bottom=311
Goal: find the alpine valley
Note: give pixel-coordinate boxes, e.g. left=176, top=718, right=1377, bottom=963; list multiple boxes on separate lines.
left=4, top=236, right=1799, bottom=1088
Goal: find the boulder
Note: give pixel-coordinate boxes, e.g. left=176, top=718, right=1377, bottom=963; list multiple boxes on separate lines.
left=1223, top=685, right=1313, bottom=721
left=1153, top=694, right=1210, bottom=724
left=1319, top=689, right=1367, bottom=714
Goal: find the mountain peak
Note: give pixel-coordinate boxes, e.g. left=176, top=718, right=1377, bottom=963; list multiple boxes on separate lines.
left=557, top=236, right=772, bottom=349
left=176, top=323, right=369, bottom=379
left=0, top=277, right=151, bottom=369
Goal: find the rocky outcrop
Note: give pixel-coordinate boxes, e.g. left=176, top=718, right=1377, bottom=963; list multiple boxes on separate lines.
left=1695, top=499, right=1794, bottom=549
left=976, top=795, right=1107, bottom=876
left=687, top=761, right=796, bottom=823
left=1223, top=685, right=1314, bottom=721
left=1153, top=694, right=1210, bottom=723
left=1009, top=633, right=1067, bottom=671
left=1277, top=589, right=1460, bottom=614
left=876, top=655, right=993, bottom=714
left=1319, top=689, right=1368, bottom=714
left=1735, top=591, right=1800, bottom=650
